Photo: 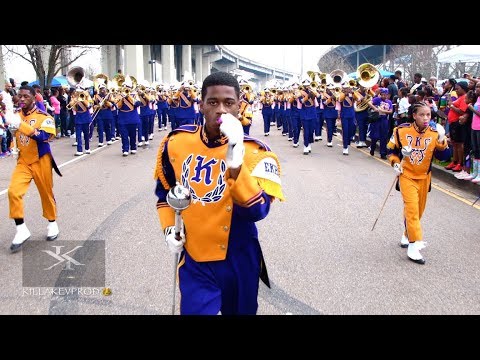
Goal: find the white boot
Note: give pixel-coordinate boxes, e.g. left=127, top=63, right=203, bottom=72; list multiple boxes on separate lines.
left=407, top=241, right=426, bottom=264
left=10, top=223, right=31, bottom=252
left=47, top=221, right=59, bottom=241
left=400, top=233, right=409, bottom=248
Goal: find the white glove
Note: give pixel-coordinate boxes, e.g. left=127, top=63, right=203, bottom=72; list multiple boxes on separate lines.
left=4, top=111, right=21, bottom=129
left=219, top=113, right=244, bottom=145
left=393, top=162, right=403, bottom=176
left=436, top=123, right=446, bottom=142
left=164, top=226, right=185, bottom=254
left=227, top=143, right=245, bottom=169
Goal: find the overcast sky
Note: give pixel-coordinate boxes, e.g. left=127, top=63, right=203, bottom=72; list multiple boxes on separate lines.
left=224, top=45, right=333, bottom=75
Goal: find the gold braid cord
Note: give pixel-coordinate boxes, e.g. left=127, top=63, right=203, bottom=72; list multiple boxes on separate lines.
left=154, top=135, right=172, bottom=190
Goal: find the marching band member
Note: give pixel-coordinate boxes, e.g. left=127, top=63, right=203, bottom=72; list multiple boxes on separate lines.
left=5, top=85, right=61, bottom=252
left=299, top=78, right=316, bottom=155
left=339, top=84, right=356, bottom=155
left=137, top=81, right=151, bottom=147
left=314, top=89, right=324, bottom=142
left=154, top=71, right=284, bottom=314
left=322, top=85, right=340, bottom=148
left=387, top=102, right=448, bottom=264
left=174, top=77, right=197, bottom=127
left=284, top=87, right=293, bottom=141
left=167, top=84, right=179, bottom=130
left=93, top=82, right=113, bottom=146
left=156, top=84, right=169, bottom=131
left=115, top=76, right=141, bottom=156
left=69, top=87, right=93, bottom=156
left=238, top=79, right=254, bottom=135
left=289, top=81, right=302, bottom=147
left=368, top=88, right=392, bottom=159
left=260, top=88, right=273, bottom=136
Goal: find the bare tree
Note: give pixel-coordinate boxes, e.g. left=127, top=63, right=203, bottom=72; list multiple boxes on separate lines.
left=317, top=52, right=355, bottom=75
left=386, top=45, right=457, bottom=81
left=2, top=45, right=101, bottom=89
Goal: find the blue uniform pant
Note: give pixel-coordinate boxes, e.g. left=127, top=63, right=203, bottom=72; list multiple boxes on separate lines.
left=355, top=110, right=369, bottom=142
left=140, top=115, right=149, bottom=141
left=97, top=117, right=111, bottom=144
left=302, top=118, right=314, bottom=147
left=75, top=123, right=90, bottom=152
left=157, top=108, right=168, bottom=129
left=120, top=123, right=137, bottom=153
left=341, top=116, right=355, bottom=149
left=315, top=111, right=324, bottom=137
left=291, top=113, right=301, bottom=144
left=324, top=117, right=336, bottom=142
left=262, top=111, right=273, bottom=134
left=178, top=241, right=262, bottom=315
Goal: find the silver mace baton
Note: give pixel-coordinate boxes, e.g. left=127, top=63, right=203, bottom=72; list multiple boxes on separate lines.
left=166, top=182, right=191, bottom=315
left=371, top=145, right=412, bottom=231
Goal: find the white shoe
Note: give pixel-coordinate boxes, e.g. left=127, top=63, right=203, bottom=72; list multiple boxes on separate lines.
left=343, top=148, right=349, bottom=155
left=407, top=241, right=426, bottom=264
left=98, top=143, right=104, bottom=147
left=85, top=149, right=91, bottom=154
left=116, top=136, right=121, bottom=140
left=107, top=140, right=113, bottom=145
left=287, top=137, right=293, bottom=141
left=327, top=142, right=333, bottom=147
left=74, top=151, right=83, bottom=156
left=138, top=141, right=144, bottom=147
left=72, top=142, right=78, bottom=146
left=131, top=150, right=137, bottom=154
left=145, top=141, right=150, bottom=146
left=454, top=170, right=468, bottom=179
left=47, top=221, right=59, bottom=241
left=400, top=234, right=409, bottom=248
left=307, top=144, right=311, bottom=153
left=293, top=143, right=299, bottom=148
left=122, top=152, right=129, bottom=156
left=148, top=134, right=154, bottom=140
left=10, top=223, right=31, bottom=253
left=264, top=133, right=269, bottom=136
left=158, top=128, right=162, bottom=132
left=303, top=146, right=309, bottom=155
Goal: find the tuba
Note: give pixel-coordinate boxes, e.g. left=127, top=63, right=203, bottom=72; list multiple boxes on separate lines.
left=355, top=63, right=380, bottom=112
left=330, top=69, right=348, bottom=87
left=67, top=66, right=85, bottom=88
left=93, top=73, right=109, bottom=92
left=356, top=63, right=380, bottom=89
